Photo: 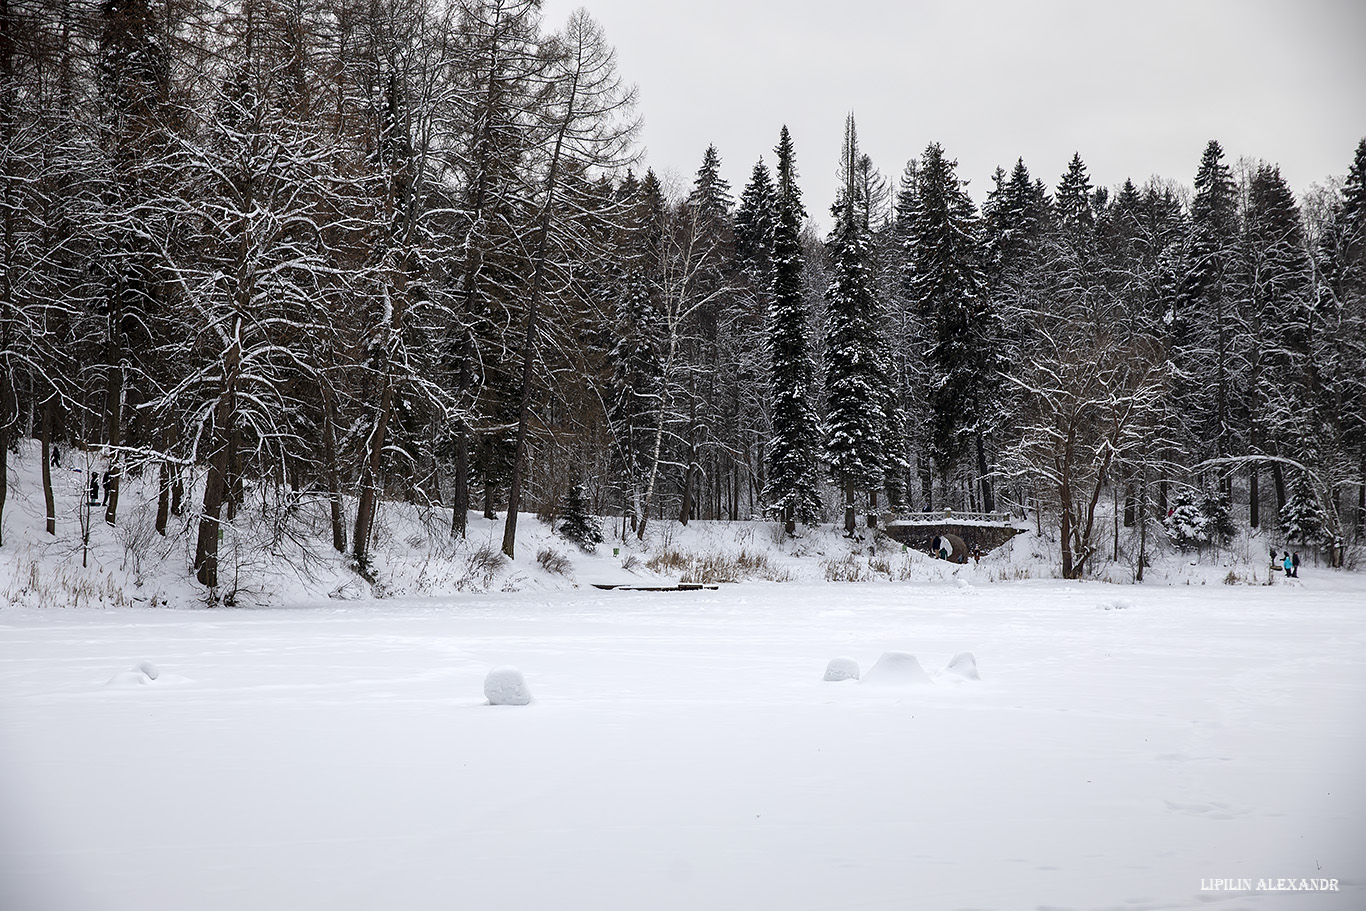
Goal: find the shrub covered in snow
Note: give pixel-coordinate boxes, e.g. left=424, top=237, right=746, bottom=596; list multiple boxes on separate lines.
left=823, top=657, right=860, bottom=681
left=105, top=660, right=161, bottom=688
left=484, top=667, right=532, bottom=705
left=943, top=652, right=981, bottom=680
left=1164, top=488, right=1209, bottom=550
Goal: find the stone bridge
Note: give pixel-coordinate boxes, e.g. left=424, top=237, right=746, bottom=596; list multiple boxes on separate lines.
left=878, top=510, right=1025, bottom=556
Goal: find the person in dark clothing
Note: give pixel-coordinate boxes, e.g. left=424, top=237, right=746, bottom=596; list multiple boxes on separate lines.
left=1291, top=551, right=1300, bottom=578
left=89, top=475, right=100, bottom=506
left=101, top=471, right=110, bottom=505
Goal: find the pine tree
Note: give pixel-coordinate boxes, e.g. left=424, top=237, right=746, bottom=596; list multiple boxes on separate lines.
left=1174, top=140, right=1245, bottom=499
left=558, top=483, right=604, bottom=550
left=674, top=143, right=734, bottom=526
left=735, top=158, right=777, bottom=266
left=1241, top=162, right=1313, bottom=528
left=1280, top=471, right=1325, bottom=545
left=763, top=126, right=822, bottom=532
left=1319, top=139, right=1366, bottom=537
left=823, top=115, right=884, bottom=533
left=904, top=142, right=1001, bottom=510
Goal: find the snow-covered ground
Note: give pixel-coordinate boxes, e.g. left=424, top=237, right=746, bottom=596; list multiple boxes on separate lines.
left=3, top=578, right=1363, bottom=911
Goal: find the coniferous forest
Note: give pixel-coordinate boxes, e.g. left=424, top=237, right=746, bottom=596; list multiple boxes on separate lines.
left=2, top=0, right=1364, bottom=588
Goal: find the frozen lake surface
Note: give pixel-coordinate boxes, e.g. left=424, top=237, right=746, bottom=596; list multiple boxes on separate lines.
left=3, top=579, right=1363, bottom=910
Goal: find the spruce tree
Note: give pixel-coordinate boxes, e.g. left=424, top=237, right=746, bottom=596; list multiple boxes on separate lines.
left=558, top=483, right=604, bottom=550
left=823, top=115, right=884, bottom=533
left=1174, top=140, right=1245, bottom=500
left=1280, top=472, right=1325, bottom=546
left=904, top=142, right=1001, bottom=510
left=735, top=158, right=777, bottom=266
left=676, top=143, right=734, bottom=525
left=1242, top=162, right=1314, bottom=527
left=607, top=172, right=665, bottom=533
left=763, top=126, right=822, bottom=532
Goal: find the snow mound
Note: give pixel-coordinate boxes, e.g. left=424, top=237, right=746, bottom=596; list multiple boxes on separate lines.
left=943, top=652, right=981, bottom=680
left=105, top=661, right=160, bottom=688
left=484, top=666, right=533, bottom=706
left=1097, top=598, right=1135, bottom=611
left=823, top=657, right=860, bottom=682
left=861, top=652, right=932, bottom=686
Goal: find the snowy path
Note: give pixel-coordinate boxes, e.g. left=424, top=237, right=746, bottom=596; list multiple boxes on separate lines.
left=2, top=579, right=1363, bottom=910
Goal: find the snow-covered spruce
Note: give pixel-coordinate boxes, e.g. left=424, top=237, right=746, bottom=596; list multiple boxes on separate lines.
left=484, top=667, right=533, bottom=706
left=823, top=657, right=860, bottom=682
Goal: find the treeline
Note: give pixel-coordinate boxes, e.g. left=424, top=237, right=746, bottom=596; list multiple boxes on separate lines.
left=1, top=1, right=1363, bottom=587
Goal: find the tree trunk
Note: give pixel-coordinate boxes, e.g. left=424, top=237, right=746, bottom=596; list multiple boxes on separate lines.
left=451, top=419, right=469, bottom=537
left=0, top=372, right=14, bottom=547
left=156, top=458, right=170, bottom=536
left=975, top=434, right=994, bottom=513
left=321, top=381, right=346, bottom=552
left=171, top=462, right=183, bottom=516
left=1136, top=467, right=1148, bottom=583
left=1271, top=462, right=1287, bottom=513
left=500, top=58, right=580, bottom=560
left=352, top=378, right=394, bottom=575
left=103, top=362, right=123, bottom=527
left=40, top=395, right=55, bottom=535
left=843, top=480, right=856, bottom=535
left=1249, top=463, right=1260, bottom=529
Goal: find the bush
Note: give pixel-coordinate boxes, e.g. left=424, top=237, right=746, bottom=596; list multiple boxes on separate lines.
left=1164, top=487, right=1208, bottom=550
left=536, top=547, right=572, bottom=576
left=557, top=484, right=603, bottom=551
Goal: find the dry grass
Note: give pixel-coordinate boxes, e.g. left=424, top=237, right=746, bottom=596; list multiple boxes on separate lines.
left=537, top=547, right=572, bottom=576
left=646, top=546, right=791, bottom=583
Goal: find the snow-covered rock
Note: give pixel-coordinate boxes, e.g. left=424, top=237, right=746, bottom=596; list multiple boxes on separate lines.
left=823, top=657, right=860, bottom=682
left=484, top=666, right=532, bottom=705
left=943, top=652, right=980, bottom=680
left=861, top=651, right=932, bottom=686
left=1097, top=598, right=1135, bottom=611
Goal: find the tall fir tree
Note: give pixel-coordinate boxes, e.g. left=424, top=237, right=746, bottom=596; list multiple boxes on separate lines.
left=1241, top=162, right=1314, bottom=527
left=763, top=126, right=822, bottom=531
left=904, top=142, right=1001, bottom=511
left=1174, top=140, right=1245, bottom=500
left=823, top=114, right=884, bottom=533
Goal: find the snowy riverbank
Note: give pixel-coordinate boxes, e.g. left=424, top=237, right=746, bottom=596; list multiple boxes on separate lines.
left=2, top=440, right=1354, bottom=610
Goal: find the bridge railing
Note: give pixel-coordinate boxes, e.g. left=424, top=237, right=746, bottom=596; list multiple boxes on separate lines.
left=884, top=510, right=1015, bottom=525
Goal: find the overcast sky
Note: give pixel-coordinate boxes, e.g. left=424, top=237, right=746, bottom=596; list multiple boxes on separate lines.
left=538, top=0, right=1366, bottom=227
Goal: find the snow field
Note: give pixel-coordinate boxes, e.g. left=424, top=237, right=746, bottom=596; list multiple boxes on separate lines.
left=3, top=579, right=1363, bottom=911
